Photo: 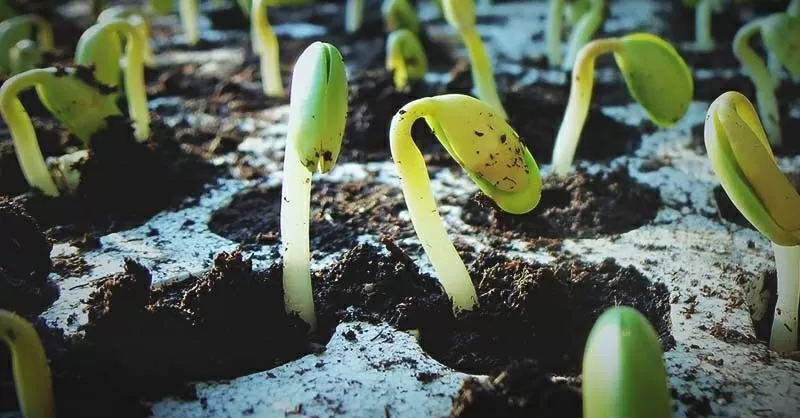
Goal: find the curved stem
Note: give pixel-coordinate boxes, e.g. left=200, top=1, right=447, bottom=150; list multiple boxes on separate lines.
left=0, top=68, right=60, bottom=196
left=345, top=0, right=364, bottom=34
left=280, top=141, right=316, bottom=331
left=0, top=310, right=55, bottom=418
left=105, top=19, right=150, bottom=141
left=695, top=0, right=713, bottom=52
left=770, top=243, right=800, bottom=353
left=460, top=28, right=507, bottom=119
left=179, top=0, right=199, bottom=46
left=31, top=15, right=54, bottom=50
left=561, top=1, right=604, bottom=70
left=733, top=19, right=781, bottom=146
left=389, top=99, right=479, bottom=312
left=546, top=0, right=564, bottom=66
left=551, top=38, right=619, bottom=176
left=254, top=0, right=284, bottom=97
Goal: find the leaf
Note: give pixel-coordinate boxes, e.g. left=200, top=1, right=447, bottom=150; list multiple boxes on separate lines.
left=761, top=13, right=800, bottom=77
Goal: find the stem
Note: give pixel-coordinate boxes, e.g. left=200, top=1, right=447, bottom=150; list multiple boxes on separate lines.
left=733, top=19, right=782, bottom=146
left=179, top=0, right=200, bottom=46
left=561, top=1, right=604, bottom=70
left=0, top=69, right=60, bottom=196
left=106, top=19, right=150, bottom=141
left=280, top=142, right=316, bottom=331
left=770, top=243, right=800, bottom=353
left=460, top=28, right=507, bottom=119
left=254, top=0, right=284, bottom=97
left=551, top=38, right=619, bottom=176
left=345, top=0, right=364, bottom=34
left=695, top=0, right=713, bottom=52
left=389, top=99, right=479, bottom=312
left=0, top=310, right=55, bottom=418
left=546, top=0, right=564, bottom=66
left=32, top=15, right=54, bottom=50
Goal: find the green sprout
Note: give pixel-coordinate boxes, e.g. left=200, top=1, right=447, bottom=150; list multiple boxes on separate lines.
left=705, top=91, right=800, bottom=353
left=1, top=310, right=55, bottom=418
left=8, top=39, right=42, bottom=75
left=550, top=33, right=693, bottom=176
left=441, top=0, right=506, bottom=119
left=251, top=0, right=313, bottom=97
left=76, top=17, right=150, bottom=141
left=390, top=94, right=542, bottom=312
left=149, top=0, right=174, bottom=15
left=97, top=5, right=155, bottom=67
left=561, top=0, right=605, bottom=71
left=582, top=306, right=671, bottom=418
left=381, top=0, right=420, bottom=33
left=0, top=67, right=121, bottom=196
left=733, top=11, right=800, bottom=147
left=683, top=0, right=722, bottom=52
left=0, top=14, right=53, bottom=75
left=281, top=42, right=348, bottom=331
left=345, top=0, right=364, bottom=34
left=386, top=29, right=428, bottom=91
left=178, top=0, right=200, bottom=45
left=546, top=0, right=603, bottom=68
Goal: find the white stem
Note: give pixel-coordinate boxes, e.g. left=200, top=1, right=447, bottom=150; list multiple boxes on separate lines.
left=770, top=243, right=800, bottom=353
left=345, top=0, right=364, bottom=34
left=280, top=143, right=317, bottom=331
left=546, top=0, right=564, bottom=66
left=695, top=0, right=714, bottom=52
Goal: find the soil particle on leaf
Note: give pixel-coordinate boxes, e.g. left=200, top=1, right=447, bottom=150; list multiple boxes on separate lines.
left=463, top=166, right=661, bottom=239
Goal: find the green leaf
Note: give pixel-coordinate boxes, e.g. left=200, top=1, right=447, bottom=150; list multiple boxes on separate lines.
left=614, top=33, right=693, bottom=127
left=761, top=13, right=800, bottom=77
left=0, top=15, right=47, bottom=74
left=75, top=22, right=124, bottom=89
left=582, top=306, right=671, bottom=418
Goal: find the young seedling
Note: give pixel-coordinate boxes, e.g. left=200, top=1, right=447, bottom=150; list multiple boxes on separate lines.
left=97, top=5, right=155, bottom=66
left=8, top=39, right=42, bottom=75
left=345, top=0, right=364, bottom=34
left=582, top=306, right=671, bottom=418
left=546, top=0, right=595, bottom=67
left=179, top=0, right=200, bottom=45
left=381, top=0, right=420, bottom=34
left=551, top=33, right=692, bottom=176
left=561, top=0, right=605, bottom=71
left=0, top=310, right=55, bottom=418
left=386, top=28, right=428, bottom=91
left=705, top=91, right=800, bottom=353
left=440, top=0, right=507, bottom=119
left=733, top=11, right=800, bottom=146
left=0, top=67, right=121, bottom=196
left=76, top=17, right=150, bottom=141
left=683, top=0, right=722, bottom=52
left=390, top=94, right=542, bottom=311
left=251, top=0, right=312, bottom=97
left=0, top=14, right=53, bottom=75
left=281, top=42, right=347, bottom=331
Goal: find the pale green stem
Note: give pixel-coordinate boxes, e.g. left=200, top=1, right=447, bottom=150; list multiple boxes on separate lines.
left=695, top=0, right=714, bottom=52
left=253, top=0, right=284, bottom=97
left=0, top=310, right=55, bottom=418
left=179, top=0, right=200, bottom=45
left=733, top=19, right=781, bottom=146
left=104, top=19, right=150, bottom=141
left=546, top=0, right=564, bottom=66
left=345, top=0, right=364, bottom=34
left=768, top=52, right=783, bottom=87
left=280, top=142, right=317, bottom=331
left=770, top=243, right=800, bottom=353
left=0, top=69, right=60, bottom=196
left=460, top=28, right=507, bottom=119
left=561, top=1, right=603, bottom=70
left=33, top=15, right=54, bottom=50
left=389, top=99, right=479, bottom=312
left=392, top=62, right=408, bottom=91
left=551, top=38, right=619, bottom=176
left=9, top=40, right=42, bottom=75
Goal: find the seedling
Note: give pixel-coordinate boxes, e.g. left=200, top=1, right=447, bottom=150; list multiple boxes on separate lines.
left=733, top=11, right=800, bottom=146
left=8, top=39, right=41, bottom=75
left=0, top=310, right=56, bottom=418
left=550, top=33, right=692, bottom=176
left=440, top=0, right=507, bottom=119
left=683, top=0, right=722, bottom=52
left=345, top=0, right=364, bottom=34
left=281, top=42, right=347, bottom=331
left=582, top=306, right=671, bottom=418
left=386, top=29, right=428, bottom=91
left=546, top=0, right=603, bottom=67
left=0, top=67, right=121, bottom=196
left=382, top=0, right=420, bottom=33
left=562, top=0, right=606, bottom=71
left=149, top=0, right=174, bottom=15
left=251, top=0, right=313, bottom=97
left=705, top=91, right=800, bottom=353
left=76, top=17, right=150, bottom=141
left=390, top=94, right=542, bottom=311
left=0, top=14, right=53, bottom=75
left=97, top=5, right=155, bottom=66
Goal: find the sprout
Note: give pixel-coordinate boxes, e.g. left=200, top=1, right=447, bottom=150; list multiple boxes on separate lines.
left=0, top=14, right=53, bottom=75
left=582, top=306, right=671, bottom=418
left=441, top=0, right=507, bottom=119
left=345, top=0, right=364, bottom=34
left=551, top=33, right=692, bottom=176
left=385, top=29, right=428, bottom=91
left=733, top=11, right=800, bottom=146
left=0, top=67, right=121, bottom=196
left=9, top=39, right=42, bottom=75
left=0, top=310, right=55, bottom=418
left=683, top=0, right=722, bottom=52
left=178, top=0, right=200, bottom=45
left=76, top=17, right=150, bottom=141
left=561, top=0, right=605, bottom=71
left=148, top=0, right=174, bottom=15
left=97, top=5, right=155, bottom=66
left=281, top=42, right=348, bottom=331
left=390, top=94, right=542, bottom=312
left=705, top=91, right=800, bottom=352
left=251, top=0, right=313, bottom=97
left=381, top=0, right=420, bottom=33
